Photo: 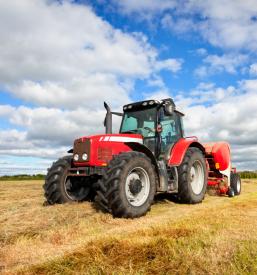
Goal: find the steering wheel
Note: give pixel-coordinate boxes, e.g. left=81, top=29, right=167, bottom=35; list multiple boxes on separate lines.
left=143, top=126, right=155, bottom=133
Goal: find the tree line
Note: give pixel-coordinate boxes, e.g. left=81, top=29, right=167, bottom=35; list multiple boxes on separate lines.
left=0, top=174, right=45, bottom=181
left=239, top=171, right=257, bottom=179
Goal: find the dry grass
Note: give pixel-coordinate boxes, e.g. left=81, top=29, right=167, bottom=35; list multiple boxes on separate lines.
left=0, top=180, right=257, bottom=274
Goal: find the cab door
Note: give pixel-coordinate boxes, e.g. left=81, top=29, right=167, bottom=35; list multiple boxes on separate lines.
left=158, top=108, right=184, bottom=158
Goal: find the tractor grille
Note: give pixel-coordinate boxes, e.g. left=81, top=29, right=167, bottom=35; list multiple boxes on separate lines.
left=73, top=138, right=91, bottom=162
left=97, top=147, right=112, bottom=162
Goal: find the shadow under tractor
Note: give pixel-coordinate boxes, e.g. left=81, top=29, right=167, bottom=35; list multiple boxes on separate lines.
left=44, top=98, right=241, bottom=218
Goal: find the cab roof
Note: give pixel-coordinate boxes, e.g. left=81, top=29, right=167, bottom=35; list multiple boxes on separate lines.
left=123, top=98, right=184, bottom=116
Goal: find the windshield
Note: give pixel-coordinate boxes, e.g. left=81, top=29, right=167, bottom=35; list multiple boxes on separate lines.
left=120, top=108, right=157, bottom=138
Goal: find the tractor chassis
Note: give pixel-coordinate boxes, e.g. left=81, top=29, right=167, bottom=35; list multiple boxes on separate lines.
left=67, top=166, right=106, bottom=177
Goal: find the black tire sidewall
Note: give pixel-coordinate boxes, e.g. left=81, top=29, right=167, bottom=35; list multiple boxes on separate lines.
left=44, top=156, right=90, bottom=203
left=231, top=173, right=241, bottom=195
left=178, top=148, right=207, bottom=203
left=187, top=151, right=207, bottom=201
left=59, top=163, right=73, bottom=202
left=113, top=154, right=156, bottom=217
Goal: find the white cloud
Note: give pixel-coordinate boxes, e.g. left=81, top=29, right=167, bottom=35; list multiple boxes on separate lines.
left=116, top=0, right=257, bottom=51
left=249, top=63, right=257, bottom=76
left=188, top=82, right=235, bottom=103
left=0, top=105, right=14, bottom=117
left=155, top=58, right=183, bottom=73
left=11, top=75, right=130, bottom=109
left=161, top=14, right=195, bottom=34
left=175, top=79, right=257, bottom=169
left=194, top=54, right=248, bottom=77
left=4, top=105, right=106, bottom=144
left=0, top=0, right=181, bottom=111
left=204, top=54, right=248, bottom=73
left=191, top=0, right=257, bottom=50
left=194, top=66, right=208, bottom=78
left=0, top=1, right=156, bottom=84
left=0, top=156, right=52, bottom=176
left=147, top=75, right=166, bottom=88
left=195, top=48, right=207, bottom=56
left=112, top=0, right=177, bottom=15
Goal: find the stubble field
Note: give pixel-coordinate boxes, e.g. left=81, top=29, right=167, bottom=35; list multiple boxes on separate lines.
left=0, top=179, right=257, bottom=274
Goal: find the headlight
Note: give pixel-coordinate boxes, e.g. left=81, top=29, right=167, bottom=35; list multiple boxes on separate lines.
left=74, top=154, right=79, bottom=161
left=82, top=153, right=88, bottom=161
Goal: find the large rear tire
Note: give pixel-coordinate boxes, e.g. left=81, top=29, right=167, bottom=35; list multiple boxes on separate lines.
left=43, top=156, right=92, bottom=204
left=230, top=172, right=241, bottom=195
left=177, top=147, right=207, bottom=203
left=95, top=152, right=157, bottom=218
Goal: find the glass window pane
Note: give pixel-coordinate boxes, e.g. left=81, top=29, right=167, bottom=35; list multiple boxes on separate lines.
left=160, top=111, right=181, bottom=153
left=120, top=107, right=156, bottom=138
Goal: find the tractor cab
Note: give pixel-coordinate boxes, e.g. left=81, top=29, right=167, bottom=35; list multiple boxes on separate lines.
left=120, top=99, right=184, bottom=159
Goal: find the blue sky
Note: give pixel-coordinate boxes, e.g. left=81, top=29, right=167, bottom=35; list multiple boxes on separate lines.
left=0, top=0, right=257, bottom=174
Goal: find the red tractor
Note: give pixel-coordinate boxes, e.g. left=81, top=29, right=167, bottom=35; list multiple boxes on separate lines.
left=44, top=98, right=241, bottom=218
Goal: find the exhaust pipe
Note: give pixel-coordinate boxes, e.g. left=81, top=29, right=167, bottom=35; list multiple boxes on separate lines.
left=104, top=102, right=112, bottom=134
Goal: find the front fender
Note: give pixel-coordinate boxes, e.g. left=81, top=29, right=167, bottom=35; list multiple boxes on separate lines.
left=168, top=138, right=205, bottom=166
left=124, top=142, right=158, bottom=168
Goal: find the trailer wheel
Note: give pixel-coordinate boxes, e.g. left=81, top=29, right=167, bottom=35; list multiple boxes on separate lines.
left=96, top=152, right=156, bottom=218
left=43, top=156, right=91, bottom=204
left=227, top=187, right=235, bottom=197
left=230, top=173, right=241, bottom=195
left=177, top=147, right=207, bottom=203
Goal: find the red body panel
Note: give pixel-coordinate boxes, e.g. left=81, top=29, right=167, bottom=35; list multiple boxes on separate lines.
left=203, top=142, right=230, bottom=171
left=73, top=132, right=233, bottom=196
left=168, top=137, right=203, bottom=166
left=73, top=134, right=142, bottom=167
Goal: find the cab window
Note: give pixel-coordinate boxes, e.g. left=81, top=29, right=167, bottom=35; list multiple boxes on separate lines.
left=120, top=107, right=156, bottom=138
left=159, top=109, right=182, bottom=153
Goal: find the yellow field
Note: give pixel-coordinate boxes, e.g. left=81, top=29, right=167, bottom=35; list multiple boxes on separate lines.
left=0, top=180, right=257, bottom=274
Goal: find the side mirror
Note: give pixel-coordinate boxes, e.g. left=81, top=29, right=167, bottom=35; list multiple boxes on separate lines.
left=164, top=103, right=174, bottom=116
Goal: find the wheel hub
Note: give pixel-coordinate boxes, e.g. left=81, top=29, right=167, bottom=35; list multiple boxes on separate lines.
left=129, top=179, right=143, bottom=195
left=125, top=167, right=150, bottom=207
left=64, top=177, right=90, bottom=201
left=190, top=160, right=204, bottom=195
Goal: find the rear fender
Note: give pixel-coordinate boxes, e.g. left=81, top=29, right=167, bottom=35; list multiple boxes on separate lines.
left=168, top=138, right=205, bottom=166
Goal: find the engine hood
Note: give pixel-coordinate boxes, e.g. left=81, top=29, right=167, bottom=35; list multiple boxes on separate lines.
left=73, top=134, right=143, bottom=167
left=76, top=133, right=143, bottom=144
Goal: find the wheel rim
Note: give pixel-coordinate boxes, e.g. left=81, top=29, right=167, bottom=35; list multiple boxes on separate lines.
left=236, top=178, right=241, bottom=193
left=125, top=167, right=150, bottom=207
left=64, top=177, right=89, bottom=201
left=190, top=160, right=204, bottom=195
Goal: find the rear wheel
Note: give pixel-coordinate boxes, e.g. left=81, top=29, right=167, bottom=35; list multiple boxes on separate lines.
left=43, top=156, right=92, bottom=204
left=230, top=172, right=241, bottom=195
left=95, top=152, right=157, bottom=218
left=177, top=147, right=207, bottom=203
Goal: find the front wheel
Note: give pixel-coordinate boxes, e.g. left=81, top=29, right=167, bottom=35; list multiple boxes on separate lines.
left=96, top=152, right=157, bottom=218
left=43, top=156, right=92, bottom=204
left=177, top=147, right=207, bottom=203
